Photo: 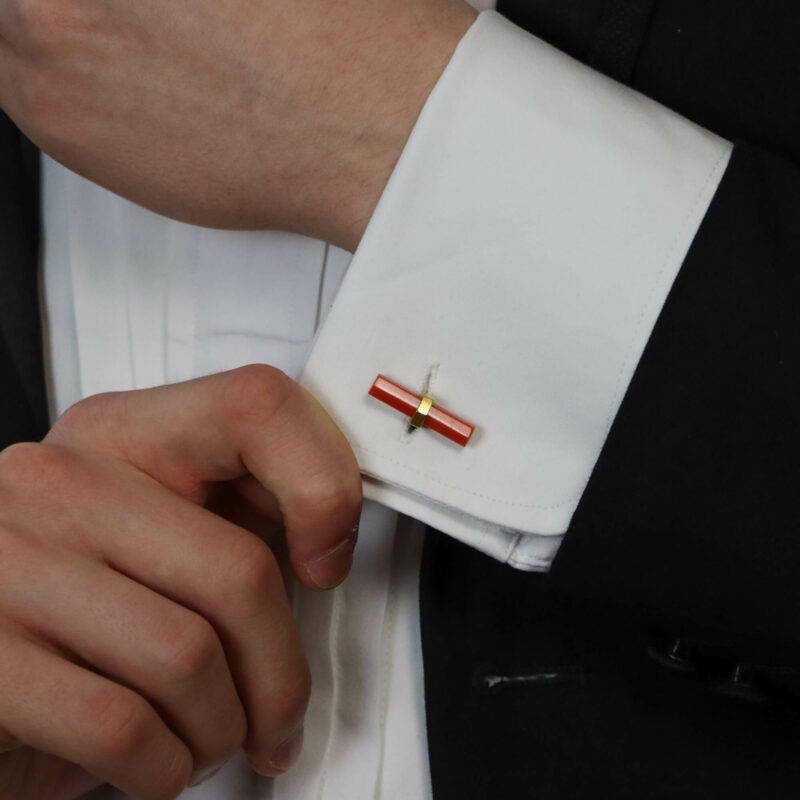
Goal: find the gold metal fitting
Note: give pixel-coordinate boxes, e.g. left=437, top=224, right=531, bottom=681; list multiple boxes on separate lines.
left=409, top=395, right=434, bottom=430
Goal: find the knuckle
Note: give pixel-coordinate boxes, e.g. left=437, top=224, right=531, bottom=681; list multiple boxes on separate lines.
left=221, top=365, right=293, bottom=427
left=0, top=442, right=41, bottom=479
left=224, top=537, right=281, bottom=600
left=0, top=442, right=70, bottom=493
left=56, top=392, right=118, bottom=434
left=87, top=687, right=158, bottom=762
left=155, top=616, right=223, bottom=684
left=49, top=392, right=124, bottom=452
left=85, top=685, right=190, bottom=800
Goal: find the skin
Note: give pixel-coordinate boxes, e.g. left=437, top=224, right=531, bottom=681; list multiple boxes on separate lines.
left=0, top=366, right=363, bottom=799
left=0, top=0, right=477, bottom=251
left=0, top=0, right=479, bottom=796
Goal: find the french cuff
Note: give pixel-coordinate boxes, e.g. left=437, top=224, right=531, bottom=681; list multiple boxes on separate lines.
left=301, top=10, right=731, bottom=571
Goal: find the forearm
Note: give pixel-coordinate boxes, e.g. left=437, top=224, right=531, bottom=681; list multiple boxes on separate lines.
left=0, top=0, right=477, bottom=251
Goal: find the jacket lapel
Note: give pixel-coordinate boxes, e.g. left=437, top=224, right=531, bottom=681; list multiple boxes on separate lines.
left=0, top=112, right=48, bottom=447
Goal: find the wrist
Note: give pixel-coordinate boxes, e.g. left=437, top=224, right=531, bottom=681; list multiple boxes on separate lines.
left=296, top=2, right=479, bottom=252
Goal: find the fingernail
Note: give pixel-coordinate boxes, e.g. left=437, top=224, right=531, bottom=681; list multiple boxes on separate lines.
left=304, top=537, right=355, bottom=589
left=268, top=726, right=305, bottom=772
left=188, top=763, right=223, bottom=787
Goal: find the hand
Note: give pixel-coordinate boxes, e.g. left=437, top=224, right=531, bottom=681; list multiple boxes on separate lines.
left=0, top=0, right=477, bottom=251
left=0, top=365, right=362, bottom=800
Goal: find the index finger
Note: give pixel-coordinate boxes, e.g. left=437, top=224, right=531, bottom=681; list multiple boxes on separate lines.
left=46, top=365, right=362, bottom=590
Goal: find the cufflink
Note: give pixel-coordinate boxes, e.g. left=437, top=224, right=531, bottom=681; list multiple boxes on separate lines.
left=368, top=374, right=475, bottom=447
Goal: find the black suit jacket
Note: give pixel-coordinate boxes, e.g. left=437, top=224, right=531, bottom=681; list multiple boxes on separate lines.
left=3, top=1, right=800, bottom=798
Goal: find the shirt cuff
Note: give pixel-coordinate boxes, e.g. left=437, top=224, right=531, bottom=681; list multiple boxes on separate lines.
left=301, top=10, right=731, bottom=571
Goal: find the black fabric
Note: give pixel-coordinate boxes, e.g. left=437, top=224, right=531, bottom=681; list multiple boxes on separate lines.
left=422, top=531, right=800, bottom=800
left=422, top=1, right=800, bottom=798
left=499, top=0, right=800, bottom=166
left=587, top=0, right=658, bottom=83
left=0, top=111, right=48, bottom=447
left=633, top=0, right=800, bottom=165
left=495, top=0, right=609, bottom=63
left=549, top=141, right=800, bottom=664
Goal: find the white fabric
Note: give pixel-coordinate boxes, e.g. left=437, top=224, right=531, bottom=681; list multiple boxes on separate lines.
left=301, top=10, right=732, bottom=571
left=37, top=6, right=734, bottom=800
left=40, top=160, right=334, bottom=417
left=40, top=162, right=432, bottom=800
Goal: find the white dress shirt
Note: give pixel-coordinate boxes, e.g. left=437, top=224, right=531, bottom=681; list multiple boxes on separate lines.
left=42, top=167, right=434, bottom=800
left=40, top=7, right=730, bottom=799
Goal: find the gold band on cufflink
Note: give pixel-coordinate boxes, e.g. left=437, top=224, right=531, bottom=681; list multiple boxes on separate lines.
left=409, top=395, right=434, bottom=430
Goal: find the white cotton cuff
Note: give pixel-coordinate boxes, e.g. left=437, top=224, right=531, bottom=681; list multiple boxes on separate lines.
left=301, top=10, right=732, bottom=571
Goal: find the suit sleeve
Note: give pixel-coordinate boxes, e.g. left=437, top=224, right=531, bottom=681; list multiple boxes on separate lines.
left=548, top=141, right=800, bottom=663
left=300, top=8, right=800, bottom=661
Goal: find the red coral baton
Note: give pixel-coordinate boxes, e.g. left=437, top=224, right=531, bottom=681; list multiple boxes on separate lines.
left=368, top=374, right=475, bottom=447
